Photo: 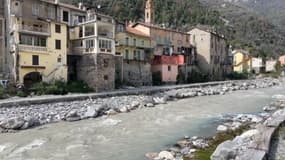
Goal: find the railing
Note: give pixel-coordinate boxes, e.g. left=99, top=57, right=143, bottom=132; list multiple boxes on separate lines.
left=152, top=55, right=184, bottom=65
left=100, top=48, right=112, bottom=53
left=19, top=45, right=48, bottom=52
left=98, top=32, right=113, bottom=39
left=18, top=20, right=50, bottom=35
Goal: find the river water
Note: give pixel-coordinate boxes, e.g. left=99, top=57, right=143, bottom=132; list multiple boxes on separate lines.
left=0, top=85, right=285, bottom=160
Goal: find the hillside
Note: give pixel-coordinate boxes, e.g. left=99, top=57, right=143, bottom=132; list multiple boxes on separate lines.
left=224, top=0, right=285, bottom=28
left=63, top=0, right=285, bottom=57
left=200, top=0, right=285, bottom=57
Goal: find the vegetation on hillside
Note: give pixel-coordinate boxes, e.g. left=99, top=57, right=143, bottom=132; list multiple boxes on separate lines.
left=63, top=0, right=285, bottom=58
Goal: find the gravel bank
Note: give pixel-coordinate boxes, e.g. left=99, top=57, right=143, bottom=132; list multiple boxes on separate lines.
left=0, top=78, right=280, bottom=133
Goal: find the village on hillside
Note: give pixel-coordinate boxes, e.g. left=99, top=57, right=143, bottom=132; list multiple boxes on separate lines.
left=0, top=0, right=283, bottom=95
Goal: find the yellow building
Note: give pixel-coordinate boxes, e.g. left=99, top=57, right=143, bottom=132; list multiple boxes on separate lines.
left=12, top=16, right=68, bottom=86
left=115, top=25, right=153, bottom=86
left=233, top=50, right=252, bottom=73
left=116, top=27, right=152, bottom=60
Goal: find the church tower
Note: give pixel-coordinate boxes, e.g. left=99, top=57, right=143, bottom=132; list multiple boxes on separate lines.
left=145, top=0, right=155, bottom=24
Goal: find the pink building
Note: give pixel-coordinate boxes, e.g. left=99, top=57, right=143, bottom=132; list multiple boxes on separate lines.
left=152, top=55, right=184, bottom=83
left=279, top=55, right=285, bottom=66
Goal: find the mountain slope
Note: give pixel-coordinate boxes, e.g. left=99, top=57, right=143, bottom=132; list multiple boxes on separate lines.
left=63, top=0, right=285, bottom=57
left=201, top=0, right=285, bottom=57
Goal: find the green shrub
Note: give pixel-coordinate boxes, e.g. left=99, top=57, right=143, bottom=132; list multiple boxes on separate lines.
left=227, top=71, right=249, bottom=80
left=0, top=86, right=6, bottom=99
left=187, top=70, right=209, bottom=83
left=31, top=80, right=93, bottom=95
left=152, top=72, right=162, bottom=86
left=16, top=91, right=27, bottom=97
left=66, top=81, right=93, bottom=93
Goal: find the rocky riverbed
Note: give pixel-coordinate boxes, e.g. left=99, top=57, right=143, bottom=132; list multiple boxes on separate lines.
left=0, top=78, right=280, bottom=133
left=145, top=83, right=285, bottom=160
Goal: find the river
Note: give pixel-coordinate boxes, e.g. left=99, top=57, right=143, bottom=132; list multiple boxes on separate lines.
left=0, top=85, right=284, bottom=160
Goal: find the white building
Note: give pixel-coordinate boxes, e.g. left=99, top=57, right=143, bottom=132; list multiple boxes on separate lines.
left=252, top=57, right=265, bottom=74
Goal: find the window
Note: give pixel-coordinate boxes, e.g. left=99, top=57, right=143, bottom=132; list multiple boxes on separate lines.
left=168, top=65, right=171, bottom=71
left=20, top=34, right=33, bottom=45
left=32, top=55, right=39, bottom=65
left=85, top=25, right=95, bottom=36
left=48, top=6, right=55, bottom=19
left=55, top=40, right=61, bottom=49
left=0, top=20, right=2, bottom=37
left=79, top=27, right=83, bottom=37
left=133, top=39, right=136, bottom=46
left=137, top=50, right=141, bottom=60
left=99, top=39, right=112, bottom=49
left=86, top=39, right=94, bottom=48
left=134, top=50, right=137, bottom=60
left=20, top=34, right=47, bottom=47
left=103, top=59, right=109, bottom=67
left=125, top=50, right=129, bottom=59
left=34, top=36, right=46, bottom=47
left=32, top=4, right=40, bottom=16
left=141, top=40, right=144, bottom=46
left=126, top=37, right=129, bottom=45
left=104, top=75, right=109, bottom=80
left=57, top=55, right=62, bottom=63
left=62, top=10, right=69, bottom=22
left=55, top=24, right=61, bottom=33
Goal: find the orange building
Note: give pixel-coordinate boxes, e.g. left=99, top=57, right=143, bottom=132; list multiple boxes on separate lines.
left=279, top=55, right=285, bottom=66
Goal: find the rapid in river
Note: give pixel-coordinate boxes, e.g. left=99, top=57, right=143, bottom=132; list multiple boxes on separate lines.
left=0, top=85, right=285, bottom=160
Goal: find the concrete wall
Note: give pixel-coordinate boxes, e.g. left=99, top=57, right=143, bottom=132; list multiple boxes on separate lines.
left=123, top=60, right=152, bottom=86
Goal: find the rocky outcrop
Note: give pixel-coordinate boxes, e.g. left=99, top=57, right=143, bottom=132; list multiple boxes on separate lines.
left=211, top=99, right=285, bottom=160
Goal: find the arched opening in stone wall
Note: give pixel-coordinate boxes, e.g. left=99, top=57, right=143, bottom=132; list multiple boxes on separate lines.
left=23, top=72, right=42, bottom=88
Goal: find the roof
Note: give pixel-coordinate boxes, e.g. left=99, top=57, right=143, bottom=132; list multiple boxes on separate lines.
left=126, top=27, right=150, bottom=38
left=131, top=22, right=190, bottom=35
left=40, top=0, right=86, bottom=12
left=232, top=49, right=250, bottom=55
left=189, top=25, right=226, bottom=39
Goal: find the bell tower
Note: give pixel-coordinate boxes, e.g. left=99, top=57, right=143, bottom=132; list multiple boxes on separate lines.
left=145, top=0, right=154, bottom=24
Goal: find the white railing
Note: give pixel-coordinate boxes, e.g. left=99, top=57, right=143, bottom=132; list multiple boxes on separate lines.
left=21, top=24, right=50, bottom=34
left=19, top=45, right=48, bottom=52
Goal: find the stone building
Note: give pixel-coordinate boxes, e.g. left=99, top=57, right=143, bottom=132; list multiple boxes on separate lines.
left=115, top=22, right=153, bottom=86
left=69, top=10, right=116, bottom=92
left=188, top=26, right=232, bottom=80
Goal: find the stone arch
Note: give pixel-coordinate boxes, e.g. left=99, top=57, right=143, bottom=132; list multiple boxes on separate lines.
left=23, top=72, right=42, bottom=88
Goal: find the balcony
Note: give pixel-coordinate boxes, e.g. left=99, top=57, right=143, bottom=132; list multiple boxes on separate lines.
left=152, top=55, right=184, bottom=65
left=19, top=45, right=48, bottom=53
left=99, top=48, right=112, bottom=53
left=18, top=20, right=50, bottom=36
left=98, top=31, right=113, bottom=39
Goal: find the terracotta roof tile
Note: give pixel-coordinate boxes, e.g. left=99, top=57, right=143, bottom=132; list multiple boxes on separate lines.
left=126, top=27, right=150, bottom=37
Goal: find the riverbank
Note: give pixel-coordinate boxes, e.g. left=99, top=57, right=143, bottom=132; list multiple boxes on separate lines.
left=0, top=78, right=280, bottom=133
left=145, top=91, right=285, bottom=160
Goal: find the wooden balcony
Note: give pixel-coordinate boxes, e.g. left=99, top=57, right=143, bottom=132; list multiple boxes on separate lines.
left=19, top=45, right=48, bottom=53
